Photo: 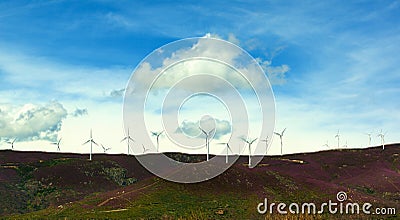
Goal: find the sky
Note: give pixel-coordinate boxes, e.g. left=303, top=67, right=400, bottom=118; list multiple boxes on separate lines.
left=0, top=0, right=399, bottom=156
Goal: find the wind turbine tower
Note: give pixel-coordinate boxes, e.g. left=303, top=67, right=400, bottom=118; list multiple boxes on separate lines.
left=218, top=142, right=233, bottom=164
left=151, top=130, right=164, bottom=152
left=199, top=127, right=214, bottom=161
left=274, top=128, right=286, bottom=155
left=335, top=130, right=340, bottom=149
left=121, top=128, right=135, bottom=155
left=6, top=138, right=16, bottom=150
left=83, top=129, right=98, bottom=161
left=364, top=132, right=372, bottom=146
left=240, top=137, right=257, bottom=167
left=377, top=130, right=386, bottom=150
left=142, top=144, right=150, bottom=154
left=51, top=138, right=62, bottom=151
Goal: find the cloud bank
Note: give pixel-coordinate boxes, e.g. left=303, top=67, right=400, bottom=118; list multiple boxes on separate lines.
left=176, top=118, right=231, bottom=140
left=0, top=101, right=67, bottom=142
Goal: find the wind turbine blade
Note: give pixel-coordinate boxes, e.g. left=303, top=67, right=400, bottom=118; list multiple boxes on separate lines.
left=239, top=137, right=249, bottom=143
left=151, top=131, right=157, bottom=136
left=250, top=138, right=257, bottom=144
left=121, top=137, right=128, bottom=142
left=199, top=127, right=207, bottom=135
left=129, top=137, right=135, bottom=142
left=82, top=140, right=90, bottom=145
left=92, top=140, right=99, bottom=146
left=282, top=128, right=287, bottom=135
left=227, top=143, right=233, bottom=152
left=274, top=132, right=280, bottom=136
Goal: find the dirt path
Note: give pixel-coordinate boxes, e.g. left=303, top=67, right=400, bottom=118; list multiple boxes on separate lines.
left=97, top=178, right=160, bottom=207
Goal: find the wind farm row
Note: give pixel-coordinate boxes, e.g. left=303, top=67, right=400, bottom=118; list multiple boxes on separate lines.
left=0, top=127, right=389, bottom=165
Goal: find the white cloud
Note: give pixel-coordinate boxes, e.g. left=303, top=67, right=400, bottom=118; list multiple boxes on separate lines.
left=0, top=101, right=67, bottom=141
left=71, top=108, right=88, bottom=117
left=109, top=88, right=125, bottom=98
left=131, top=35, right=288, bottom=97
left=256, top=58, right=289, bottom=85
left=176, top=118, right=231, bottom=140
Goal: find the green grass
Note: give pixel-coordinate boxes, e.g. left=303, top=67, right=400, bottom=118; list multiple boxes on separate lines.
left=7, top=179, right=261, bottom=219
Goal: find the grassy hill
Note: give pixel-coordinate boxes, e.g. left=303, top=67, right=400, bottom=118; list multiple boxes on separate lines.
left=0, top=145, right=399, bottom=219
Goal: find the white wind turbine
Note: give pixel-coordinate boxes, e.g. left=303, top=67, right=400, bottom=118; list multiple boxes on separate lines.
left=240, top=137, right=257, bottom=167
left=218, top=142, right=233, bottom=164
left=342, top=140, right=348, bottom=148
left=260, top=136, right=269, bottom=154
left=83, top=129, right=98, bottom=161
left=151, top=130, right=164, bottom=152
left=199, top=127, right=214, bottom=161
left=364, top=132, right=372, bottom=146
left=100, top=144, right=111, bottom=153
left=274, top=128, right=286, bottom=155
left=335, top=130, right=340, bottom=149
left=322, top=140, right=329, bottom=149
left=51, top=138, right=62, bottom=151
left=377, top=130, right=386, bottom=150
left=121, top=128, right=135, bottom=155
left=142, top=144, right=150, bottom=154
left=6, top=138, right=16, bottom=150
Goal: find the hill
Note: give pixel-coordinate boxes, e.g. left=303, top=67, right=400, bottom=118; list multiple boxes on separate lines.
left=0, top=145, right=399, bottom=219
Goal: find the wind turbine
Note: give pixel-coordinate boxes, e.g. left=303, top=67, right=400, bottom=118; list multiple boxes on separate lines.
left=83, top=129, right=98, bottom=161
left=335, top=130, right=340, bottom=149
left=51, top=138, right=62, bottom=151
left=260, top=136, right=269, bottom=154
left=151, top=130, right=164, bottom=152
left=121, top=128, right=135, bottom=155
left=342, top=141, right=348, bottom=148
left=377, top=130, right=386, bottom=150
left=6, top=138, right=16, bottom=150
left=240, top=137, right=257, bottom=167
left=142, top=144, right=150, bottom=154
left=322, top=140, right=329, bottom=149
left=199, top=127, right=214, bottom=161
left=218, top=142, right=233, bottom=164
left=100, top=144, right=111, bottom=153
left=274, top=128, right=286, bottom=155
left=364, top=132, right=372, bottom=146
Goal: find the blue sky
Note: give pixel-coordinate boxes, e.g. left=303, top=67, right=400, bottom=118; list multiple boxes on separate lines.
left=0, top=1, right=399, bottom=155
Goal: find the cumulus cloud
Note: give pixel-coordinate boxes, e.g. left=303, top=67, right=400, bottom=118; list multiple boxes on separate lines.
left=130, top=33, right=289, bottom=97
left=71, top=108, right=88, bottom=117
left=257, top=59, right=290, bottom=85
left=176, top=118, right=231, bottom=139
left=0, top=101, right=67, bottom=141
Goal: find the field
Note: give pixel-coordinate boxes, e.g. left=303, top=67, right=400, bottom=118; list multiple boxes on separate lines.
left=0, top=145, right=399, bottom=219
